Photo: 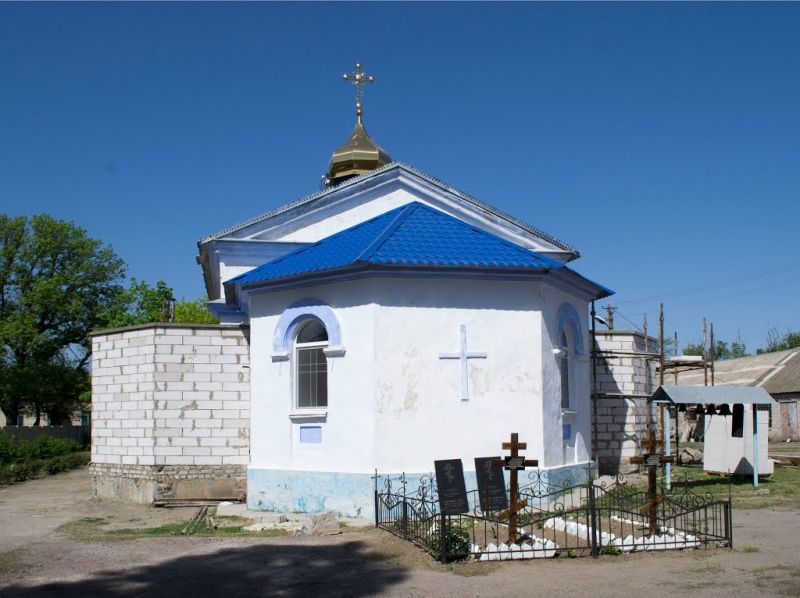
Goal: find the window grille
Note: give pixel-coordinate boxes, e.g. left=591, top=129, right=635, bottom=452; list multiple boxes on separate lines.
left=295, top=320, right=329, bottom=409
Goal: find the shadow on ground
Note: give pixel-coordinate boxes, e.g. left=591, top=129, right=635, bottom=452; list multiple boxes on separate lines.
left=2, top=540, right=409, bottom=597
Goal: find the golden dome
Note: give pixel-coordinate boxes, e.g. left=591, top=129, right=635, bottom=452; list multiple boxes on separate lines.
left=326, top=63, right=392, bottom=184
left=327, top=117, right=392, bottom=182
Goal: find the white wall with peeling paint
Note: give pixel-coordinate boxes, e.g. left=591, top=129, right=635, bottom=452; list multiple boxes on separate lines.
left=247, top=276, right=591, bottom=479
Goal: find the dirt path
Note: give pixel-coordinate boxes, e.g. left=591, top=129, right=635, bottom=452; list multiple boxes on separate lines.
left=0, top=467, right=192, bottom=552
left=1, top=469, right=799, bottom=597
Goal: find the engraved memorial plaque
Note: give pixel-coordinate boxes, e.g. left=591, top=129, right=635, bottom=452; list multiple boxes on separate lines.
left=475, top=456, right=508, bottom=512
left=434, top=459, right=469, bottom=515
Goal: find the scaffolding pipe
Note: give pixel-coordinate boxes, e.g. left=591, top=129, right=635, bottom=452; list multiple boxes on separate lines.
left=591, top=301, right=599, bottom=478
left=753, top=407, right=760, bottom=488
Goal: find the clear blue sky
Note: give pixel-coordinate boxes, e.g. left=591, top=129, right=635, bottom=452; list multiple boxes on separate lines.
left=2, top=2, right=799, bottom=353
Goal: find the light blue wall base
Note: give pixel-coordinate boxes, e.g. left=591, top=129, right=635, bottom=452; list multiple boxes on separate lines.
left=247, top=462, right=594, bottom=519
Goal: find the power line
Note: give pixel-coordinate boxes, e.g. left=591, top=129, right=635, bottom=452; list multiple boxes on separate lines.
left=615, top=311, right=643, bottom=332
left=614, top=257, right=800, bottom=307
left=667, top=273, right=800, bottom=311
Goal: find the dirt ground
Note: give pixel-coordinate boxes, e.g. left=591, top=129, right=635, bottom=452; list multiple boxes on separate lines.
left=1, top=468, right=799, bottom=597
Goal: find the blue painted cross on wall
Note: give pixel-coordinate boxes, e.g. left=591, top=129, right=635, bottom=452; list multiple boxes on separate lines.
left=439, top=324, right=487, bottom=402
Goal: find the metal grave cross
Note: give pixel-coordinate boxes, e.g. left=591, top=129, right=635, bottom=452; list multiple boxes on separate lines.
left=439, top=324, right=487, bottom=402
left=493, top=432, right=538, bottom=543
left=630, top=428, right=673, bottom=535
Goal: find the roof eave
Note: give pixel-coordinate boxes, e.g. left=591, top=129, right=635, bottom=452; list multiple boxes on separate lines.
left=198, top=162, right=580, bottom=258
left=226, top=262, right=610, bottom=301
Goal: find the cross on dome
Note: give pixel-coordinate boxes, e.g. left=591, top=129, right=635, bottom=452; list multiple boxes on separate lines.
left=342, top=63, right=376, bottom=122
left=327, top=61, right=392, bottom=184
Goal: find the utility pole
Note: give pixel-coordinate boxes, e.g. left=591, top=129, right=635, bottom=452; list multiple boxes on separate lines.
left=710, top=322, right=716, bottom=386
left=604, top=305, right=616, bottom=330
left=703, top=318, right=708, bottom=386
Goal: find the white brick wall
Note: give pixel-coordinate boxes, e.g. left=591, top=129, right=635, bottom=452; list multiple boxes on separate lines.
left=91, top=324, right=250, bottom=467
left=593, top=331, right=659, bottom=474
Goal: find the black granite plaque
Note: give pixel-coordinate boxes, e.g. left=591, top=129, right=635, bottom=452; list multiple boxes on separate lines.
left=643, top=453, right=663, bottom=467
left=504, top=455, right=527, bottom=471
left=434, top=459, right=469, bottom=515
left=475, top=457, right=508, bottom=512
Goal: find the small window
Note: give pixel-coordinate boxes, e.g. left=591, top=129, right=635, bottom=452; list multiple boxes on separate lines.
left=297, top=319, right=328, bottom=344
left=731, top=404, right=744, bottom=438
left=295, top=320, right=328, bottom=409
left=560, top=330, right=570, bottom=409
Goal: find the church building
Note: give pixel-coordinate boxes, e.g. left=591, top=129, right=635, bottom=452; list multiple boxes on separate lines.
left=90, top=65, right=612, bottom=517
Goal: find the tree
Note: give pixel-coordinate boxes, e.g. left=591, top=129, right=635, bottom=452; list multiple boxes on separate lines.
left=102, top=279, right=175, bottom=328
left=683, top=339, right=748, bottom=361
left=757, top=327, right=800, bottom=354
left=103, top=279, right=219, bottom=327
left=0, top=214, right=126, bottom=424
left=174, top=296, right=219, bottom=325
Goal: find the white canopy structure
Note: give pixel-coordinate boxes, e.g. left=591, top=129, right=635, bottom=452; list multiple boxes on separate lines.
left=652, top=385, right=775, bottom=486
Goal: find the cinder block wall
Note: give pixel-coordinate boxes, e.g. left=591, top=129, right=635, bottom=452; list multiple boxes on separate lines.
left=593, top=331, right=657, bottom=474
left=89, top=323, right=250, bottom=503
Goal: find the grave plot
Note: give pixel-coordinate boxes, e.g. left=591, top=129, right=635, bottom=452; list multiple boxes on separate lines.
left=544, top=514, right=700, bottom=552
left=375, top=433, right=732, bottom=563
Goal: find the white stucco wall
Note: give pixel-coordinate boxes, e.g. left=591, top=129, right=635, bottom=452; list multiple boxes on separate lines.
left=704, top=405, right=773, bottom=475
left=539, top=286, right=593, bottom=468
left=248, top=280, right=377, bottom=475
left=247, top=277, right=591, bottom=478
left=370, top=278, right=543, bottom=472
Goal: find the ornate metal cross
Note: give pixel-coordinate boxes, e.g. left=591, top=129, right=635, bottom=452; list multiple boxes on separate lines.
left=439, top=324, right=487, bottom=402
left=493, top=432, right=538, bottom=543
left=630, top=427, right=673, bottom=535
left=342, top=63, right=376, bottom=121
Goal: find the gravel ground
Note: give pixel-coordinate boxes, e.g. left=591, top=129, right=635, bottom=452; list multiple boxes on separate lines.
left=1, top=467, right=799, bottom=597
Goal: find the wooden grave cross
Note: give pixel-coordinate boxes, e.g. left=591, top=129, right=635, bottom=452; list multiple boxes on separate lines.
left=630, top=428, right=673, bottom=535
left=492, top=432, right=538, bottom=543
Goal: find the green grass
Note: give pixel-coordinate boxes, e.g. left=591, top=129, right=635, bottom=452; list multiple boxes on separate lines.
left=666, top=464, right=800, bottom=508
left=339, top=521, right=374, bottom=533
left=58, top=515, right=290, bottom=542
left=0, top=452, right=90, bottom=486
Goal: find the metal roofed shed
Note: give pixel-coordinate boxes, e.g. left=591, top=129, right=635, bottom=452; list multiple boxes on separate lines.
left=652, top=385, right=776, bottom=406
left=653, top=385, right=775, bottom=485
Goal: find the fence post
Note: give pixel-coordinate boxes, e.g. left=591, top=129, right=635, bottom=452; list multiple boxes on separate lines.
left=440, top=513, right=447, bottom=563
left=402, top=495, right=408, bottom=538
left=727, top=472, right=734, bottom=549
left=372, top=469, right=379, bottom=527
left=588, top=482, right=599, bottom=558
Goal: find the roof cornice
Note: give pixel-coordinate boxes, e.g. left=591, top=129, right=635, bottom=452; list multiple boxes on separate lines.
left=197, top=162, right=579, bottom=258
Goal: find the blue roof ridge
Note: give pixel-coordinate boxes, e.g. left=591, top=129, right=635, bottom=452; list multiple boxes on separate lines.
left=409, top=203, right=564, bottom=269
left=353, top=203, right=419, bottom=264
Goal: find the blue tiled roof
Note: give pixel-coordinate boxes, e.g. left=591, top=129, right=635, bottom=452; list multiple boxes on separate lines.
left=226, top=202, right=612, bottom=298
left=227, top=202, right=563, bottom=285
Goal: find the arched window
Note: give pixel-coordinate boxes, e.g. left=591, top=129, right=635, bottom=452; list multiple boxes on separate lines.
left=295, top=319, right=329, bottom=409
left=560, top=329, right=570, bottom=409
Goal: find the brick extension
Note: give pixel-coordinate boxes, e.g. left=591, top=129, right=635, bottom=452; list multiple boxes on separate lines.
left=89, top=323, right=250, bottom=503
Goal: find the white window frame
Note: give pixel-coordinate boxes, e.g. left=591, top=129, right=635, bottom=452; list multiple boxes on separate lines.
left=556, top=328, right=578, bottom=417
left=560, top=329, right=571, bottom=410
left=291, top=321, right=329, bottom=417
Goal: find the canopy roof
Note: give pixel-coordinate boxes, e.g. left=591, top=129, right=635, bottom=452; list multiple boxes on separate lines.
left=652, top=385, right=776, bottom=405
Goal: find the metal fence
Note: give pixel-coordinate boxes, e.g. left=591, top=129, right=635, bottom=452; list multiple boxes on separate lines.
left=1, top=425, right=90, bottom=445
left=375, top=469, right=732, bottom=563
